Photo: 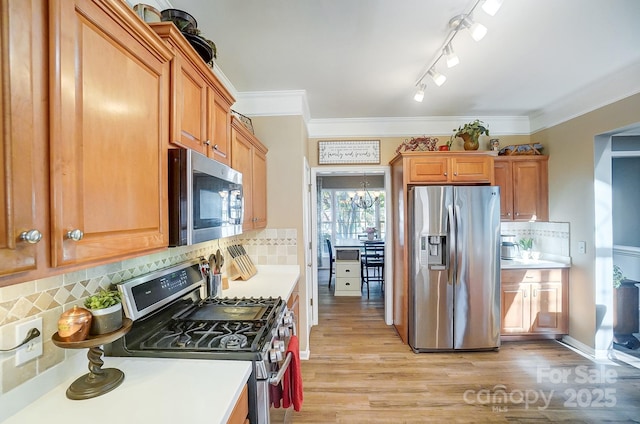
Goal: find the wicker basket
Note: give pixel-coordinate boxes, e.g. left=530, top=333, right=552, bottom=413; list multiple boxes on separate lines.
left=498, top=143, right=543, bottom=156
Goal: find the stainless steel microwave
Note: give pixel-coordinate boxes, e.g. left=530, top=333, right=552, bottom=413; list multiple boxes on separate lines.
left=168, top=148, right=243, bottom=246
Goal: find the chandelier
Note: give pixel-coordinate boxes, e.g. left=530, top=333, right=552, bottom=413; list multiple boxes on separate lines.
left=350, top=180, right=380, bottom=209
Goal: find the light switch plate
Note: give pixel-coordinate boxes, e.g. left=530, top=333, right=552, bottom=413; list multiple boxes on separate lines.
left=578, top=241, right=586, bottom=254
left=15, top=317, right=43, bottom=366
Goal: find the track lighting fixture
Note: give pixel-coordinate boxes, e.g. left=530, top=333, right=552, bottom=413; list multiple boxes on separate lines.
left=444, top=44, right=459, bottom=68
left=414, top=83, right=426, bottom=102
left=412, top=0, right=502, bottom=102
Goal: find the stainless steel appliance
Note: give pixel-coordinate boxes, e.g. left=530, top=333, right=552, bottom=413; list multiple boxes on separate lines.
left=168, top=148, right=243, bottom=246
left=105, top=259, right=296, bottom=424
left=500, top=234, right=520, bottom=260
left=408, top=186, right=501, bottom=352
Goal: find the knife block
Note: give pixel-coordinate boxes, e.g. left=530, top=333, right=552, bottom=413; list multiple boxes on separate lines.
left=228, top=252, right=257, bottom=281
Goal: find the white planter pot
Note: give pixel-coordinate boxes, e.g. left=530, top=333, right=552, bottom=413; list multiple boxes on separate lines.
left=89, top=303, right=123, bottom=335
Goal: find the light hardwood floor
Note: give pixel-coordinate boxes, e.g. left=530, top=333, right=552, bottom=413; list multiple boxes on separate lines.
left=280, top=269, right=640, bottom=423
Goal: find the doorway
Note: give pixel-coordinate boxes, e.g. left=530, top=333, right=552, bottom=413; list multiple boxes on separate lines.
left=310, top=166, right=393, bottom=327
left=594, top=123, right=640, bottom=367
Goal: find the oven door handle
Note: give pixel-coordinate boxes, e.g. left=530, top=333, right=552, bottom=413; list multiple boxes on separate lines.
left=268, top=352, right=293, bottom=386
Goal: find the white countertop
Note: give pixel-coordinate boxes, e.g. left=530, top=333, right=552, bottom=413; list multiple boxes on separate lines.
left=2, top=265, right=301, bottom=424
left=501, top=258, right=570, bottom=269
left=223, top=264, right=300, bottom=300
left=3, top=356, right=251, bottom=424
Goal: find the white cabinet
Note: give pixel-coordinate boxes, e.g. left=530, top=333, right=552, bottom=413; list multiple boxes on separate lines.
left=335, top=249, right=361, bottom=296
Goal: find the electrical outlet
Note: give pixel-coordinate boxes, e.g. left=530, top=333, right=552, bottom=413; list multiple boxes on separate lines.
left=15, top=317, right=43, bottom=366
left=578, top=241, right=586, bottom=254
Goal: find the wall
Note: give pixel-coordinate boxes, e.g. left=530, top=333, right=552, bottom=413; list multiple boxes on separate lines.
left=533, top=92, right=640, bottom=349
left=250, top=115, right=309, bottom=353
left=307, top=135, right=532, bottom=167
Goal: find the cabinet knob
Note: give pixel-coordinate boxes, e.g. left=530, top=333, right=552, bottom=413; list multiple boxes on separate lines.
left=515, top=212, right=520, bottom=216
left=19, top=229, right=43, bottom=244
left=443, top=172, right=448, bottom=176
left=204, top=140, right=211, bottom=146
left=507, top=212, right=511, bottom=217
left=213, top=144, right=219, bottom=150
left=454, top=172, right=458, bottom=176
left=66, top=229, right=84, bottom=241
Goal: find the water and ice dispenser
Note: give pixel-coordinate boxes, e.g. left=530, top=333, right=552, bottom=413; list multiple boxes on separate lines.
left=421, top=235, right=447, bottom=270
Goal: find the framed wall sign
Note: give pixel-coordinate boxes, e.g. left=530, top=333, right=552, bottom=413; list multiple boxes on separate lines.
left=318, top=140, right=380, bottom=164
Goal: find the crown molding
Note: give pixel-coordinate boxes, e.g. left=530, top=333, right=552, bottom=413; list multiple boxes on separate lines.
left=529, top=60, right=640, bottom=133
left=233, top=90, right=311, bottom=123
left=306, top=116, right=530, bottom=139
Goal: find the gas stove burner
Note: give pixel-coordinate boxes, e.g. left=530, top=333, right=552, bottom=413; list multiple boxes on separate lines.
left=219, top=334, right=248, bottom=350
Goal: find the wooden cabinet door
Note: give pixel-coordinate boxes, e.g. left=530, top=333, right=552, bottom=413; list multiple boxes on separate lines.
left=408, top=157, right=449, bottom=183
left=49, top=0, right=171, bottom=267
left=530, top=281, right=567, bottom=334
left=493, top=160, right=513, bottom=220
left=231, top=127, right=254, bottom=231
left=0, top=0, right=48, bottom=279
left=208, top=91, right=232, bottom=165
left=501, top=282, right=531, bottom=334
left=173, top=53, right=208, bottom=153
left=450, top=156, right=493, bottom=183
left=252, top=147, right=268, bottom=229
left=512, top=159, right=549, bottom=221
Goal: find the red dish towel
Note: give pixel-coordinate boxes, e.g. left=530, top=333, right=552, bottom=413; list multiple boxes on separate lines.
left=282, top=335, right=304, bottom=411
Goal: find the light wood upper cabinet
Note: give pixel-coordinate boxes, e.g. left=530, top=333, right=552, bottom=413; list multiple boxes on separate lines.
left=231, top=118, right=268, bottom=231
left=494, top=156, right=549, bottom=221
left=150, top=22, right=235, bottom=166
left=48, top=0, right=172, bottom=267
left=405, top=152, right=494, bottom=185
left=0, top=0, right=48, bottom=280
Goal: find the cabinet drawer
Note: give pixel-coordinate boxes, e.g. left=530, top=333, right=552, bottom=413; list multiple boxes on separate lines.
left=501, top=269, right=564, bottom=283
left=337, top=262, right=360, bottom=277
left=336, top=277, right=361, bottom=291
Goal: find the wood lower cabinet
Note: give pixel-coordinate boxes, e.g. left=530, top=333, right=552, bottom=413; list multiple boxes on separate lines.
left=150, top=23, right=235, bottom=166
left=231, top=117, right=268, bottom=231
left=48, top=0, right=172, bottom=267
left=227, top=384, right=249, bottom=424
left=501, top=268, right=569, bottom=340
left=494, top=156, right=548, bottom=221
left=0, top=0, right=48, bottom=280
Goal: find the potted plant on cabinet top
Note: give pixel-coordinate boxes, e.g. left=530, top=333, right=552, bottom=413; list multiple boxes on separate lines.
left=452, top=119, right=490, bottom=150
left=84, top=289, right=123, bottom=335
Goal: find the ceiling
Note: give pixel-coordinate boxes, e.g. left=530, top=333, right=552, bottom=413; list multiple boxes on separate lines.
left=167, top=0, right=640, bottom=128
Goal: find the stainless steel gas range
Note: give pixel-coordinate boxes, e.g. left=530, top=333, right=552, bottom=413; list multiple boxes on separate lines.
left=104, top=259, right=295, bottom=424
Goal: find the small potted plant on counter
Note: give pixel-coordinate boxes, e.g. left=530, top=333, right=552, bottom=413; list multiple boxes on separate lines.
left=518, top=237, right=533, bottom=259
left=84, top=289, right=123, bottom=335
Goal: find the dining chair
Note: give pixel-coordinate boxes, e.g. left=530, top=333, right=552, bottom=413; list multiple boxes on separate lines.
left=326, top=239, right=335, bottom=288
left=361, top=240, right=384, bottom=298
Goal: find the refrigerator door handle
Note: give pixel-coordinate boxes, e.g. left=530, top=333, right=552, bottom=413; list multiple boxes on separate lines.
left=447, top=204, right=455, bottom=285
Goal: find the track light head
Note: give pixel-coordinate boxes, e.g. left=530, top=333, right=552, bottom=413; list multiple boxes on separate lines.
left=444, top=44, right=459, bottom=68
left=450, top=14, right=487, bottom=41
left=414, top=83, right=426, bottom=102
left=428, top=69, right=446, bottom=86
left=482, top=0, right=503, bottom=16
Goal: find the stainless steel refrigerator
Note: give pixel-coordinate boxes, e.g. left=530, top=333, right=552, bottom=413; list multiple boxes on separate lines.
left=408, top=185, right=501, bottom=352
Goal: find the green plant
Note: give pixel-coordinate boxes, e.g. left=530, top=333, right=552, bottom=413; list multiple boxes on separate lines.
left=518, top=237, right=533, bottom=251
left=613, top=265, right=625, bottom=289
left=84, top=289, right=121, bottom=310
left=453, top=119, right=490, bottom=139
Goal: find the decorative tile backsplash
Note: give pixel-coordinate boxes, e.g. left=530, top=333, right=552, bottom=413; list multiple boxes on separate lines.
left=500, top=221, right=570, bottom=258
left=0, top=228, right=297, bottom=395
